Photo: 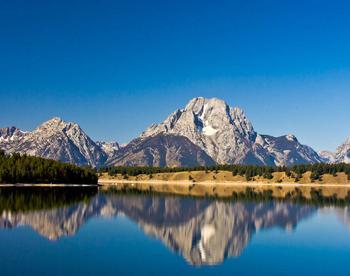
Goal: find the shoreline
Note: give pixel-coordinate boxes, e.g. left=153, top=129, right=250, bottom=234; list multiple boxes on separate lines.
left=98, top=179, right=350, bottom=188
left=1, top=179, right=350, bottom=200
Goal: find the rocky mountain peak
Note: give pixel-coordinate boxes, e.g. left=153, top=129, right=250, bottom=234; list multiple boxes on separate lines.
left=184, top=97, right=253, bottom=133
left=40, top=116, right=64, bottom=127
left=185, top=97, right=227, bottom=113
left=140, top=97, right=320, bottom=166
left=0, top=117, right=108, bottom=167
left=37, top=117, right=81, bottom=133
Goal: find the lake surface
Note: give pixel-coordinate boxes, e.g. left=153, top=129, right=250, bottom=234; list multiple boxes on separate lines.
left=1, top=187, right=350, bottom=276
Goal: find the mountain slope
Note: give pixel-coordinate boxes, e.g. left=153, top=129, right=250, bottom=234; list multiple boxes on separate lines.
left=320, top=137, right=350, bottom=164
left=318, top=150, right=336, bottom=164
left=107, top=134, right=216, bottom=167
left=335, top=137, right=350, bottom=163
left=257, top=134, right=323, bottom=166
left=0, top=127, right=27, bottom=151
left=96, top=141, right=120, bottom=159
left=141, top=97, right=321, bottom=166
left=0, top=117, right=107, bottom=167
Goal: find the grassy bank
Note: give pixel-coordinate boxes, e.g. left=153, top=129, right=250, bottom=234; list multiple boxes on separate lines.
left=99, top=170, right=350, bottom=185
left=99, top=170, right=350, bottom=200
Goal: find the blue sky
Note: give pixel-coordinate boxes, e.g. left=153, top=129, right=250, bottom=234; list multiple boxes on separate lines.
left=1, top=0, right=350, bottom=151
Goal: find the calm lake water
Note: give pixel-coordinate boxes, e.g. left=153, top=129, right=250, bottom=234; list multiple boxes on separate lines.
left=0, top=187, right=350, bottom=276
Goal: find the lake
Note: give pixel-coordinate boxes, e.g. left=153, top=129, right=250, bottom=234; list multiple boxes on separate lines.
left=0, top=187, right=350, bottom=276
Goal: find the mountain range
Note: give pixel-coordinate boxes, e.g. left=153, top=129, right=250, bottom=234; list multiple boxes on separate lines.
left=1, top=97, right=348, bottom=167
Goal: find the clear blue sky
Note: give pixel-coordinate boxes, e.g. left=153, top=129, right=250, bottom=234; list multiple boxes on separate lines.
left=1, top=0, right=350, bottom=151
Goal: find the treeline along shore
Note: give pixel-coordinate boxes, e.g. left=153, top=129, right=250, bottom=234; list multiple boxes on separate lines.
left=0, top=151, right=98, bottom=185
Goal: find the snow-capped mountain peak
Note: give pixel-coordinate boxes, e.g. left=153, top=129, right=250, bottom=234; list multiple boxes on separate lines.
left=141, top=97, right=321, bottom=166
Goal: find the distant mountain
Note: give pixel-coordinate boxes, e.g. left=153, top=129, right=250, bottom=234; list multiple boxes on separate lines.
left=320, top=137, right=350, bottom=164
left=335, top=137, right=350, bottom=163
left=0, top=117, right=108, bottom=167
left=318, top=150, right=336, bottom=164
left=107, top=134, right=215, bottom=167
left=141, top=97, right=322, bottom=166
left=257, top=134, right=323, bottom=166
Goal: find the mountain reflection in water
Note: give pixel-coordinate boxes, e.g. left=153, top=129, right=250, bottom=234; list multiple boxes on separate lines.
left=0, top=188, right=349, bottom=266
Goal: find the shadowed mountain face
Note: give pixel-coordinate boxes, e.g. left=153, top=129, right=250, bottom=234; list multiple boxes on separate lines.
left=0, top=189, right=325, bottom=265
left=106, top=134, right=216, bottom=167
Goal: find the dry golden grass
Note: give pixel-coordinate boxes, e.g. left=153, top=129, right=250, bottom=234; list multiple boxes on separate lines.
left=99, top=171, right=349, bottom=185
left=99, top=170, right=350, bottom=199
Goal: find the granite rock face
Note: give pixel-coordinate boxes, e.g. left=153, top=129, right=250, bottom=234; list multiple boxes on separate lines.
left=0, top=117, right=107, bottom=167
